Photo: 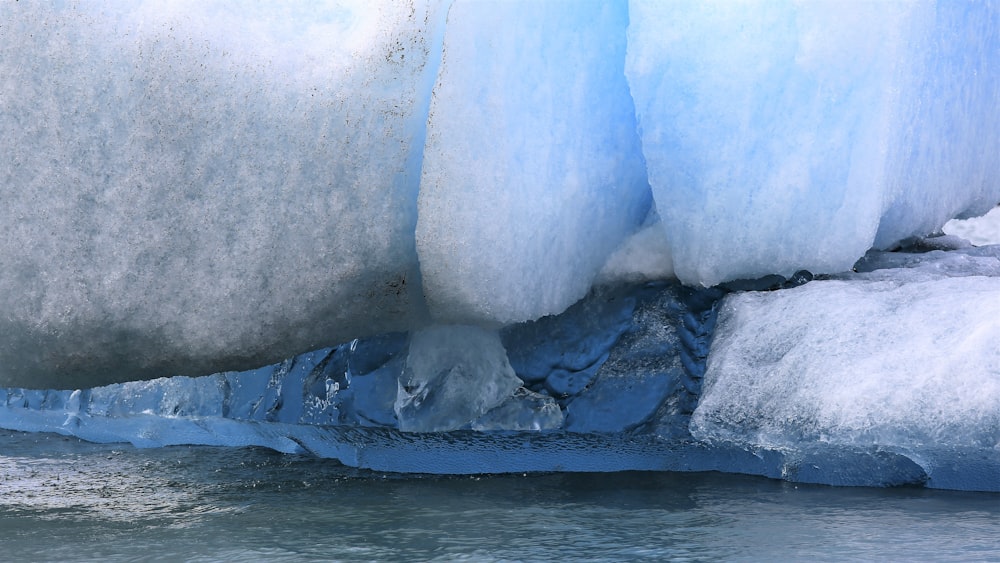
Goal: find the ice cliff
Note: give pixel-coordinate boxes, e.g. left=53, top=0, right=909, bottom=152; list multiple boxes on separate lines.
left=0, top=1, right=997, bottom=490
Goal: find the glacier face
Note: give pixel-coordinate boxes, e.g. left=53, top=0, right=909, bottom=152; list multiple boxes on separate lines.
left=1, top=2, right=999, bottom=490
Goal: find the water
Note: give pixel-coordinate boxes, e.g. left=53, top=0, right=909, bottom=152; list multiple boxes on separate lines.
left=1, top=432, right=997, bottom=561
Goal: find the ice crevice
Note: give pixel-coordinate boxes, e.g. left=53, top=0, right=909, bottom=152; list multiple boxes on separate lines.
left=0, top=1, right=998, bottom=491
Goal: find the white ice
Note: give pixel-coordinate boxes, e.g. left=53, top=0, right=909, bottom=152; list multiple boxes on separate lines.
left=945, top=206, right=1000, bottom=247
left=692, top=250, right=1000, bottom=452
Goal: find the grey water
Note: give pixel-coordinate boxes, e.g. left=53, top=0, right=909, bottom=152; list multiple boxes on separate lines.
left=1, top=432, right=997, bottom=562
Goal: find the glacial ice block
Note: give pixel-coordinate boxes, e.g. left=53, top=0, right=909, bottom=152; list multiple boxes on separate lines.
left=627, top=0, right=1000, bottom=287
left=395, top=325, right=522, bottom=432
left=692, top=251, right=1000, bottom=453
left=0, top=1, right=447, bottom=388
left=417, top=0, right=651, bottom=324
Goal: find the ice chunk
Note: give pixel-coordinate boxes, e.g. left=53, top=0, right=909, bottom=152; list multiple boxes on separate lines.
left=945, top=206, right=1000, bottom=247
left=692, top=268, right=1000, bottom=452
left=0, top=1, right=448, bottom=388
left=0, top=2, right=998, bottom=492
left=395, top=325, right=522, bottom=432
left=3, top=1, right=997, bottom=390
left=627, top=0, right=999, bottom=286
left=417, top=0, right=651, bottom=324
left=471, top=388, right=564, bottom=432
left=626, top=1, right=902, bottom=285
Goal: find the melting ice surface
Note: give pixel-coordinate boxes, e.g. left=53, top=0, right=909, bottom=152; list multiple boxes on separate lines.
left=0, top=1, right=998, bottom=490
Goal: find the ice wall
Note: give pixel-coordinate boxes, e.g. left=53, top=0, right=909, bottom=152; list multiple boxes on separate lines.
left=1, top=0, right=997, bottom=391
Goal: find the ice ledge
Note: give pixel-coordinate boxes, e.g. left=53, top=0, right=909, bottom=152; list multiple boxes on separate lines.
left=1, top=245, right=998, bottom=491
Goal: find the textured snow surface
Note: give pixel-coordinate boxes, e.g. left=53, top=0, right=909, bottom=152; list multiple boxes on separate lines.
left=694, top=263, right=1000, bottom=452
left=0, top=1, right=448, bottom=387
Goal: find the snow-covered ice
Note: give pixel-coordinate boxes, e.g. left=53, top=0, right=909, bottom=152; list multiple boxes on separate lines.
left=693, top=249, right=1000, bottom=452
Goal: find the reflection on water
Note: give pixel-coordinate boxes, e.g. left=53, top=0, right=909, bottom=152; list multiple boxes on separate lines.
left=1, top=431, right=998, bottom=561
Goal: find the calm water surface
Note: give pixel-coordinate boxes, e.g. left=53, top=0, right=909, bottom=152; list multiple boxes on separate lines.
left=0, top=432, right=997, bottom=562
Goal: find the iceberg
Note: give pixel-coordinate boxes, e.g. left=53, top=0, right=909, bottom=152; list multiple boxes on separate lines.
left=0, top=1, right=997, bottom=490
